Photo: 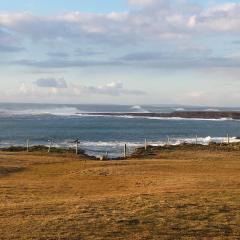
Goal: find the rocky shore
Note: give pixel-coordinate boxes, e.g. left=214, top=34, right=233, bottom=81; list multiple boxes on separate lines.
left=83, top=111, right=240, bottom=119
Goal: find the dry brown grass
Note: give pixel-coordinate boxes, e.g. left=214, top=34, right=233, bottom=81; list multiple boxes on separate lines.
left=0, top=148, right=240, bottom=239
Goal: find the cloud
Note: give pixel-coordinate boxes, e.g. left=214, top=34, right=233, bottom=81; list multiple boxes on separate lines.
left=35, top=78, right=68, bottom=88
left=11, top=58, right=123, bottom=68
left=0, top=2, right=200, bottom=48
left=186, top=90, right=206, bottom=98
left=73, top=82, right=146, bottom=96
left=0, top=12, right=131, bottom=45
left=128, top=0, right=157, bottom=7
left=190, top=3, right=240, bottom=32
left=13, top=81, right=146, bottom=98
left=1, top=1, right=240, bottom=48
left=19, top=82, right=33, bottom=94
left=0, top=44, right=24, bottom=53
left=0, top=27, right=24, bottom=49
left=1, top=1, right=240, bottom=72
left=74, top=48, right=103, bottom=56
left=116, top=49, right=240, bottom=69
left=46, top=52, right=69, bottom=58
left=232, top=40, right=240, bottom=44
left=12, top=48, right=240, bottom=70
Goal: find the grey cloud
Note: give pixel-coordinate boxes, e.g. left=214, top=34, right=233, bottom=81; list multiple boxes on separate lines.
left=146, top=56, right=240, bottom=69
left=232, top=40, right=240, bottom=44
left=10, top=44, right=240, bottom=70
left=0, top=45, right=24, bottom=53
left=74, top=48, right=104, bottom=56
left=11, top=59, right=124, bottom=68
left=10, top=46, right=213, bottom=69
left=118, top=48, right=212, bottom=62
left=115, top=48, right=218, bottom=68
left=47, top=52, right=69, bottom=58
left=11, top=51, right=240, bottom=70
left=35, top=78, right=68, bottom=88
left=118, top=52, right=166, bottom=61
left=0, top=27, right=24, bottom=50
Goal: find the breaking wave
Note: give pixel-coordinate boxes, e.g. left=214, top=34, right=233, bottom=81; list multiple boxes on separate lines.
left=0, top=107, right=80, bottom=116
left=175, top=108, right=185, bottom=111
left=1, top=137, right=239, bottom=158
left=130, top=105, right=149, bottom=113
left=81, top=114, right=236, bottom=121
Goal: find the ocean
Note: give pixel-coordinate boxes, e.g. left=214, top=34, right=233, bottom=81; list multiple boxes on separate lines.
left=0, top=103, right=239, bottom=158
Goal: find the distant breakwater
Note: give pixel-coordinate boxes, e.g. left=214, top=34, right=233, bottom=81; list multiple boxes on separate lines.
left=81, top=111, right=240, bottom=120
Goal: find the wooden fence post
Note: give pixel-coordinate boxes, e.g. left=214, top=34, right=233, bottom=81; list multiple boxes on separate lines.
left=76, top=141, right=79, bottom=155
left=124, top=144, right=127, bottom=158
left=167, top=136, right=170, bottom=145
left=73, top=139, right=80, bottom=155
left=26, top=138, right=29, bottom=152
left=48, top=139, right=53, bottom=153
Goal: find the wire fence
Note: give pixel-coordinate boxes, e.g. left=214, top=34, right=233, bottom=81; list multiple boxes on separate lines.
left=0, top=133, right=239, bottom=159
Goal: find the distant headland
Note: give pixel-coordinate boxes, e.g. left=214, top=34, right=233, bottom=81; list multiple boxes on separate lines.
left=82, top=111, right=240, bottom=120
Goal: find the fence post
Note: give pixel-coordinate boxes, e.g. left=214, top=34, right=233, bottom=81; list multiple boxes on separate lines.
left=26, top=138, right=29, bottom=152
left=227, top=133, right=230, bottom=144
left=48, top=139, right=53, bottom=153
left=124, top=144, right=127, bottom=158
left=145, top=138, right=147, bottom=151
left=167, top=136, right=170, bottom=145
left=76, top=141, right=79, bottom=155
left=195, top=134, right=198, bottom=145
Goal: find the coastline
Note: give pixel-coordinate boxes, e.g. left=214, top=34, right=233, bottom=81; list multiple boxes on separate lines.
left=1, top=141, right=240, bottom=160
left=81, top=111, right=240, bottom=120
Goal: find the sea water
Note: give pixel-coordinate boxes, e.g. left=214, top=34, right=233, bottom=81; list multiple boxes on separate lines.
left=0, top=103, right=239, bottom=158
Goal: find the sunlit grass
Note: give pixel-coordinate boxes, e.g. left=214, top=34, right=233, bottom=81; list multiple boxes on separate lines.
left=0, top=147, right=240, bottom=239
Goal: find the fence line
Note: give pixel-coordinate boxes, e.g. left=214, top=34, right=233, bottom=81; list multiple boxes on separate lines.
left=0, top=133, right=238, bottom=160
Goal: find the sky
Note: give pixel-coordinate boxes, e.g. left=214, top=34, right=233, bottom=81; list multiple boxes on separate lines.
left=1, top=0, right=240, bottom=106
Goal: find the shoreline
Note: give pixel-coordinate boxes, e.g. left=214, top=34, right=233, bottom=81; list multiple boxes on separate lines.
left=81, top=111, right=240, bottom=120
left=1, top=142, right=240, bottom=160
left=0, top=145, right=98, bottom=160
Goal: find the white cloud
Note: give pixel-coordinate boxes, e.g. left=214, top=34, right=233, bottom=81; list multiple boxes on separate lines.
left=0, top=0, right=239, bottom=52
left=0, top=1, right=239, bottom=49
left=6, top=81, right=146, bottom=100
left=204, top=3, right=238, bottom=15
left=73, top=82, right=146, bottom=96
left=19, top=83, right=31, bottom=94
left=186, top=90, right=206, bottom=98
left=1, top=1, right=240, bottom=86
left=128, top=0, right=157, bottom=6
left=192, top=3, right=240, bottom=32
left=187, top=15, right=196, bottom=28
left=35, top=78, right=68, bottom=88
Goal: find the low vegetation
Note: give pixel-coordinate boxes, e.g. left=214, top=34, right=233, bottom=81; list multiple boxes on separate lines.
left=1, top=144, right=240, bottom=239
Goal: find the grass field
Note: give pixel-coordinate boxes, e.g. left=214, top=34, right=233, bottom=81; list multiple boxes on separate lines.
left=1, top=146, right=240, bottom=239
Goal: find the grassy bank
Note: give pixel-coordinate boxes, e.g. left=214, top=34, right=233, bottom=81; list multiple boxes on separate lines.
left=0, top=146, right=240, bottom=239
